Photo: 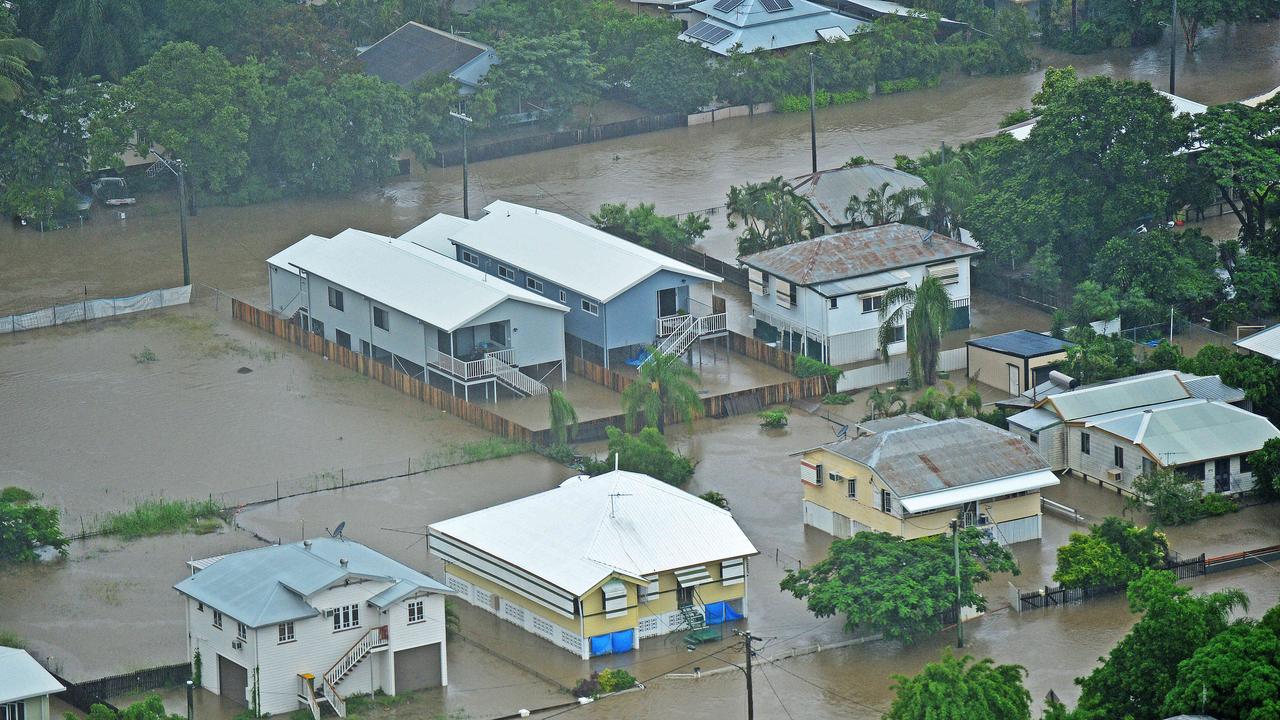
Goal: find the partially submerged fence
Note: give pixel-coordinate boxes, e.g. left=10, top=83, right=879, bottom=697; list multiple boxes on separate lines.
left=51, top=663, right=190, bottom=713
left=0, top=285, right=191, bottom=334
left=837, top=347, right=967, bottom=392
left=433, top=113, right=687, bottom=166
left=1008, top=551, right=1242, bottom=613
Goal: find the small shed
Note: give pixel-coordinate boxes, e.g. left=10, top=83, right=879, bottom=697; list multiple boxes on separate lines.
left=966, top=330, right=1073, bottom=395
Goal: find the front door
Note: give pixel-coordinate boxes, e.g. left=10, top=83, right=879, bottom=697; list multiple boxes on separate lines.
left=1214, top=458, right=1231, bottom=492
left=657, top=288, right=677, bottom=318
left=1007, top=364, right=1020, bottom=395
left=677, top=586, right=695, bottom=608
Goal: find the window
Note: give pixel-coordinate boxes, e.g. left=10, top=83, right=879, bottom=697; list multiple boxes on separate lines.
left=461, top=249, right=479, bottom=266
left=748, top=268, right=767, bottom=296
left=861, top=294, right=883, bottom=314
left=278, top=622, right=294, bottom=643
left=335, top=329, right=351, bottom=349
left=2, top=702, right=25, bottom=720
left=886, top=324, right=905, bottom=343
left=1029, top=432, right=1039, bottom=445
left=815, top=464, right=824, bottom=486
left=880, top=489, right=892, bottom=513
left=1241, top=454, right=1252, bottom=473
left=408, top=599, right=424, bottom=624
left=328, top=287, right=344, bottom=311
left=846, top=476, right=857, bottom=499
left=526, top=277, right=544, bottom=293
left=640, top=575, right=660, bottom=602
left=1114, top=446, right=1124, bottom=468
left=602, top=580, right=628, bottom=619
left=775, top=280, right=796, bottom=309
left=1081, top=433, right=1091, bottom=455
left=237, top=622, right=247, bottom=641
left=1142, top=457, right=1154, bottom=476
left=373, top=306, right=389, bottom=331
left=333, top=603, right=360, bottom=631
left=927, top=262, right=961, bottom=286
left=497, top=265, right=515, bottom=281
left=559, top=290, right=568, bottom=303
left=212, top=610, right=223, bottom=629
left=829, top=297, right=839, bottom=310
left=197, top=602, right=204, bottom=612
left=581, top=299, right=599, bottom=316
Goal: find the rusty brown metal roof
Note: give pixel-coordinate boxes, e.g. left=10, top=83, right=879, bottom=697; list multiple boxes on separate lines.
left=738, top=223, right=980, bottom=285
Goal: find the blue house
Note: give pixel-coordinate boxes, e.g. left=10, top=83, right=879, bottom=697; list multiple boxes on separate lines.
left=407, top=201, right=725, bottom=368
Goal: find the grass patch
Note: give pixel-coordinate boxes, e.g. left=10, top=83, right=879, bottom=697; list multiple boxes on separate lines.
left=0, top=630, right=23, bottom=648
left=97, top=498, right=223, bottom=539
left=425, top=438, right=531, bottom=468
left=0, top=486, right=35, bottom=504
left=85, top=579, right=127, bottom=606
left=132, top=346, right=159, bottom=364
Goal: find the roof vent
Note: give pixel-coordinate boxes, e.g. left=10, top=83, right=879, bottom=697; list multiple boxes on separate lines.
left=339, top=558, right=348, bottom=567
left=303, top=540, right=312, bottom=550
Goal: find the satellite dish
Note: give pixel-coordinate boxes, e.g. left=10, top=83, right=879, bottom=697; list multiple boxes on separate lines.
left=331, top=521, right=346, bottom=539
left=835, top=424, right=849, bottom=440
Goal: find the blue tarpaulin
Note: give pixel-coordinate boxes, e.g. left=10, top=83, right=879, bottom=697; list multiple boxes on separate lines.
left=724, top=603, right=743, bottom=622
left=611, top=628, right=634, bottom=654
left=591, top=629, right=636, bottom=656
left=705, top=601, right=726, bottom=625
left=590, top=634, right=613, bottom=656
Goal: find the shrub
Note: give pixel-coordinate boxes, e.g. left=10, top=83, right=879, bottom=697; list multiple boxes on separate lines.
left=758, top=408, right=789, bottom=429
left=0, top=499, right=69, bottom=563
left=822, top=393, right=854, bottom=405
left=132, top=347, right=158, bottom=364
left=542, top=442, right=577, bottom=465
left=829, top=89, right=868, bottom=105
left=1198, top=493, right=1238, bottom=517
left=572, top=673, right=600, bottom=698
left=794, top=355, right=842, bottom=391
left=1128, top=468, right=1204, bottom=526
left=775, top=94, right=811, bottom=113
left=999, top=108, right=1033, bottom=128
left=596, top=668, right=638, bottom=694
left=699, top=491, right=730, bottom=509
left=1053, top=517, right=1168, bottom=589
left=0, top=487, right=35, bottom=504
left=582, top=426, right=695, bottom=485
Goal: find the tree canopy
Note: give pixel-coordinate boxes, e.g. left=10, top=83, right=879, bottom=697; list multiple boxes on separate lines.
left=1053, top=516, right=1168, bottom=589
left=887, top=652, right=1032, bottom=720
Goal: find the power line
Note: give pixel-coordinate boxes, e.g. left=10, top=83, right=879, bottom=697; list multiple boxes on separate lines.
left=757, top=662, right=796, bottom=720
left=766, top=659, right=891, bottom=716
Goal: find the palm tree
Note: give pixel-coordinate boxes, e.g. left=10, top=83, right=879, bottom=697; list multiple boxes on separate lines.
left=0, top=35, right=42, bottom=102
left=727, top=177, right=821, bottom=256
left=621, top=349, right=703, bottom=434
left=44, top=0, right=143, bottom=81
left=846, top=181, right=915, bottom=228
left=547, top=389, right=578, bottom=446
left=878, top=275, right=954, bottom=387
left=904, top=148, right=976, bottom=237
left=866, top=387, right=906, bottom=419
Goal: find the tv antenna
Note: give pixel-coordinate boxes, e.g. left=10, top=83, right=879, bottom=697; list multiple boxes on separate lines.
left=608, top=493, right=632, bottom=519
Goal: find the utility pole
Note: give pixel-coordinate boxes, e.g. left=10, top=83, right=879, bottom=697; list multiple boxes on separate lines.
left=950, top=519, right=964, bottom=648
left=150, top=150, right=190, bottom=286
left=808, top=52, right=818, bottom=175
left=1170, top=0, right=1178, bottom=94
left=186, top=680, right=194, bottom=720
left=450, top=110, right=474, bottom=219
left=736, top=630, right=763, bottom=720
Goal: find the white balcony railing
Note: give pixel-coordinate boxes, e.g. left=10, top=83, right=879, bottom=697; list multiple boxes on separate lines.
left=657, top=314, right=690, bottom=337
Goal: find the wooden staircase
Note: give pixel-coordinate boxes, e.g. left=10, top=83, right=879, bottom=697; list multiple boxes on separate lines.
left=304, top=625, right=389, bottom=717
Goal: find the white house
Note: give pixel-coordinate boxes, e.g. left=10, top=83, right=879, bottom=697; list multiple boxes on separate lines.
left=738, top=223, right=980, bottom=365
left=0, top=647, right=64, bottom=720
left=1006, top=371, right=1279, bottom=495
left=174, top=537, right=453, bottom=718
left=267, top=227, right=568, bottom=400
left=428, top=471, right=758, bottom=659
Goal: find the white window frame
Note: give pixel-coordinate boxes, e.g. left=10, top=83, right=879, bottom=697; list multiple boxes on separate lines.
left=373, top=305, right=390, bottom=331
left=602, top=580, right=628, bottom=619
left=212, top=610, right=223, bottom=629
left=846, top=475, right=857, bottom=499
left=497, top=265, right=515, bottom=281
left=526, top=277, right=544, bottom=293
left=278, top=621, right=295, bottom=643
left=2, top=701, right=26, bottom=720
left=408, top=599, right=425, bottom=624
left=461, top=249, right=479, bottom=266
left=581, top=299, right=599, bottom=316
left=333, top=603, right=360, bottom=631
left=927, top=261, right=961, bottom=286
left=639, top=575, right=660, bottom=603
left=880, top=489, right=892, bottom=514
left=328, top=287, right=344, bottom=311
left=861, top=293, right=884, bottom=314
left=829, top=296, right=839, bottom=310
left=1081, top=432, right=1091, bottom=455
left=559, top=290, right=568, bottom=303
left=237, top=621, right=248, bottom=640
left=775, top=280, right=796, bottom=309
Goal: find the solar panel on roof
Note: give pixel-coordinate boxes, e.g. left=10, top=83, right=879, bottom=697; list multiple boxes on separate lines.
left=686, top=21, right=733, bottom=44
left=713, top=0, right=745, bottom=11
left=760, top=0, right=793, bottom=10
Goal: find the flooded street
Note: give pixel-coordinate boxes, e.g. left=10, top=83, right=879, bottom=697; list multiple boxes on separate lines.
left=2, top=24, right=1277, bottom=313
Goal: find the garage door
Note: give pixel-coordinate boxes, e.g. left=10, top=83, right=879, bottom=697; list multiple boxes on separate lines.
left=394, top=644, right=442, bottom=693
left=217, top=655, right=248, bottom=705
left=803, top=500, right=834, bottom=535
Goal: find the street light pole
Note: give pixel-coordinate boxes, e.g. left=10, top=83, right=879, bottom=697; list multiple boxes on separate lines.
left=150, top=150, right=190, bottom=286
left=808, top=52, right=818, bottom=175
left=951, top=519, right=964, bottom=649
left=1170, top=0, right=1178, bottom=94
left=450, top=110, right=474, bottom=219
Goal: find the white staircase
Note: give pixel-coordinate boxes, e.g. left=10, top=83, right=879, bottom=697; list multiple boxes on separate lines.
left=487, top=351, right=548, bottom=397
left=310, top=625, right=388, bottom=717
left=641, top=313, right=728, bottom=367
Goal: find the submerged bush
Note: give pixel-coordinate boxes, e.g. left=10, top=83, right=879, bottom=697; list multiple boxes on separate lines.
left=97, top=498, right=223, bottom=539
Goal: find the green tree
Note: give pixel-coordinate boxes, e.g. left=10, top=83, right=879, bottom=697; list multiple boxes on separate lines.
left=909, top=148, right=977, bottom=236
left=628, top=35, right=715, bottom=114
left=406, top=73, right=497, bottom=164
left=844, top=181, right=920, bottom=228
left=1028, top=245, right=1062, bottom=295
left=1196, top=99, right=1280, bottom=249
left=485, top=31, right=602, bottom=117
left=779, top=528, right=1017, bottom=644
left=1066, top=280, right=1120, bottom=331
left=162, top=0, right=279, bottom=57
left=1246, top=437, right=1280, bottom=497
left=699, top=490, right=730, bottom=509
left=591, top=203, right=709, bottom=249
left=1057, top=331, right=1138, bottom=384
left=1053, top=516, right=1168, bottom=589
left=714, top=46, right=791, bottom=107
left=887, top=652, right=1032, bottom=720
left=1074, top=569, right=1249, bottom=720
left=866, top=386, right=907, bottom=420
left=1089, top=228, right=1222, bottom=310
left=69, top=694, right=185, bottom=720
left=0, top=496, right=69, bottom=563
left=582, top=426, right=694, bottom=485
left=0, top=26, right=42, bottom=102
left=39, top=0, right=143, bottom=81
left=1177, top=0, right=1244, bottom=49
left=620, top=350, right=702, bottom=435
left=547, top=389, right=578, bottom=446
left=239, top=3, right=360, bottom=81
left=1231, top=254, right=1280, bottom=318
left=1179, top=344, right=1280, bottom=422
left=867, top=15, right=940, bottom=86
left=879, top=275, right=954, bottom=386
left=1128, top=467, right=1205, bottom=526
left=1161, top=606, right=1280, bottom=720
left=728, top=177, right=822, bottom=256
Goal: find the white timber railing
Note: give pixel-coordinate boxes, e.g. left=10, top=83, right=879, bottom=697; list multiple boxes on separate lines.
left=657, top=314, right=690, bottom=337
left=298, top=674, right=321, bottom=720
left=321, top=625, right=389, bottom=717
left=489, top=351, right=548, bottom=396
left=642, top=313, right=727, bottom=367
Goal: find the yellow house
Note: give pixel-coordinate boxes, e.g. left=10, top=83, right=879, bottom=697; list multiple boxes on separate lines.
left=795, top=417, right=1058, bottom=544
left=427, top=470, right=758, bottom=659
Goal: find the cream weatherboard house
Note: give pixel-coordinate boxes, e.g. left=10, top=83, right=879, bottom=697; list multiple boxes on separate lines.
left=428, top=471, right=758, bottom=659
left=795, top=418, right=1058, bottom=544
left=174, top=537, right=453, bottom=717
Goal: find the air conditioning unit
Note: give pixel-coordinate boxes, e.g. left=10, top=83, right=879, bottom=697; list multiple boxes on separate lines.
left=1106, top=468, right=1123, bottom=482
left=231, top=640, right=243, bottom=650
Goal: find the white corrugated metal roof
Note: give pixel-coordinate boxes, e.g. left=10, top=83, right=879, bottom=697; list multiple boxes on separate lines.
left=900, top=469, right=1059, bottom=514
left=400, top=213, right=475, bottom=256
left=274, top=227, right=567, bottom=332
left=428, top=470, right=758, bottom=596
left=1091, top=400, right=1279, bottom=465
left=0, top=647, right=65, bottom=702
left=1043, top=373, right=1190, bottom=421
left=1241, top=85, right=1280, bottom=107
left=1236, top=323, right=1280, bottom=360
left=266, top=234, right=328, bottom=276
left=1007, top=407, right=1061, bottom=432
left=451, top=201, right=721, bottom=302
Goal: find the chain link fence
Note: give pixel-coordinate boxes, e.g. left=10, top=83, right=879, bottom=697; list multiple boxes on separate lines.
left=0, top=285, right=192, bottom=334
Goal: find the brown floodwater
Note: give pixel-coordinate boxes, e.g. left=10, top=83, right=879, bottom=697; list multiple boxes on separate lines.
left=1, top=23, right=1276, bottom=313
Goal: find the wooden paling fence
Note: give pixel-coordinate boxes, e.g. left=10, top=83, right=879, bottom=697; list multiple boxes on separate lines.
left=52, top=663, right=191, bottom=713
left=233, top=300, right=550, bottom=445
left=730, top=331, right=798, bottom=373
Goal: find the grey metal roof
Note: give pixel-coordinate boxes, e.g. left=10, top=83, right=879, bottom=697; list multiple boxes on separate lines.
left=0, top=647, right=64, bottom=702
left=1179, top=373, right=1247, bottom=403
left=811, top=269, right=909, bottom=297
left=1006, top=407, right=1061, bottom=432
left=1091, top=399, right=1279, bottom=465
left=1235, top=322, right=1280, bottom=360
left=174, top=537, right=451, bottom=628
left=824, top=417, right=1049, bottom=497
left=1042, top=373, right=1190, bottom=421
left=967, top=330, right=1074, bottom=358
left=791, top=164, right=926, bottom=228
left=359, top=22, right=496, bottom=90
left=739, top=223, right=979, bottom=285
left=855, top=412, right=933, bottom=435
left=680, top=0, right=866, bottom=55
